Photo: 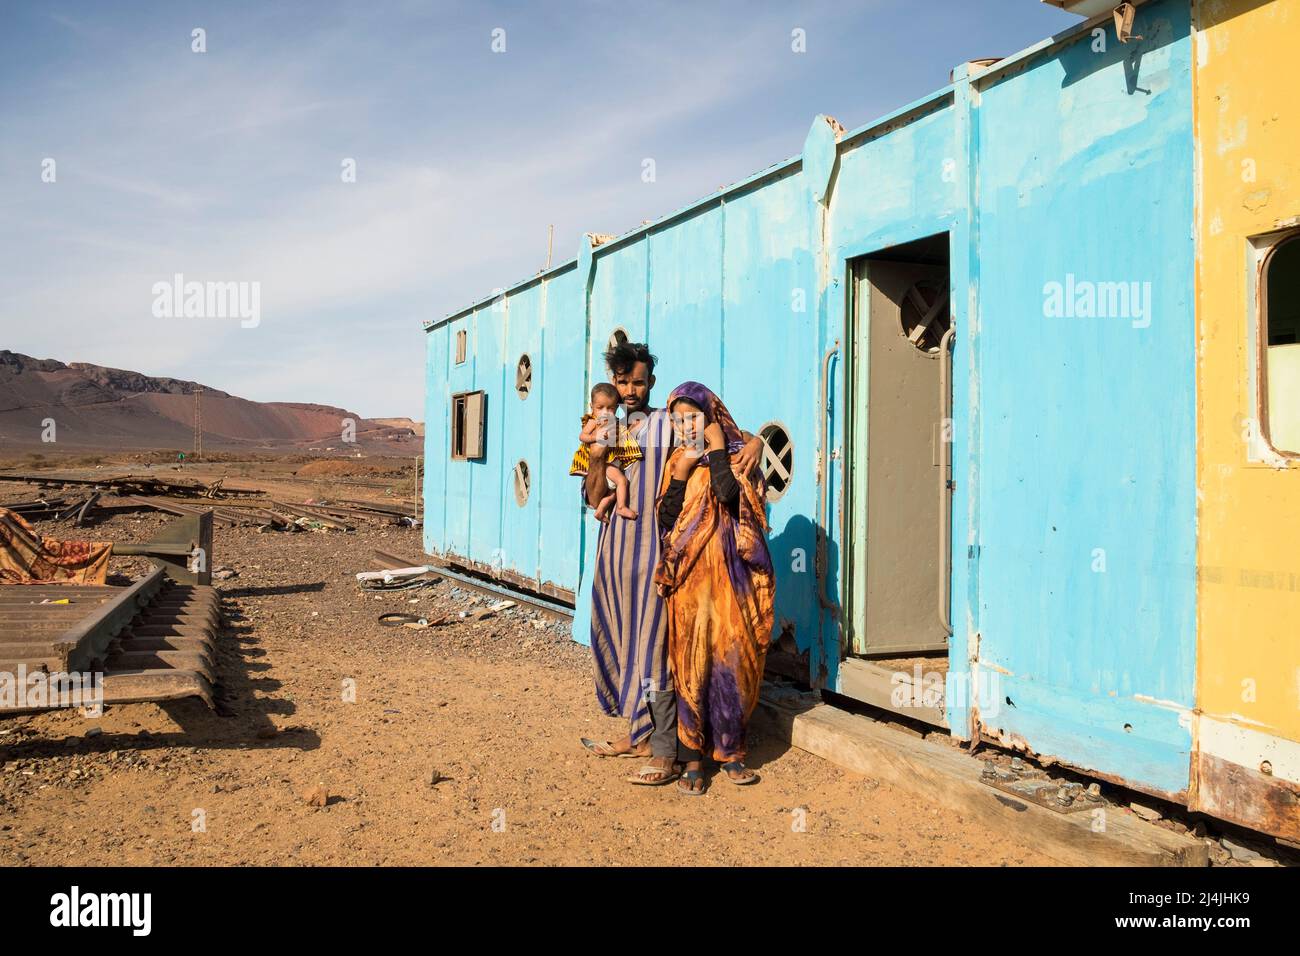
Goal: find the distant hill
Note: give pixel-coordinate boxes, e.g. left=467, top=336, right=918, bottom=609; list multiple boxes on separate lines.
left=0, top=350, right=422, bottom=453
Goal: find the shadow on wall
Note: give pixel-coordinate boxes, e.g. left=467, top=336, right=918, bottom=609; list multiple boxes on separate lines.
left=766, top=512, right=839, bottom=688
left=1050, top=3, right=1185, bottom=90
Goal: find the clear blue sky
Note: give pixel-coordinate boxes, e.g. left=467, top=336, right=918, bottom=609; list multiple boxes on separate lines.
left=0, top=1, right=1078, bottom=419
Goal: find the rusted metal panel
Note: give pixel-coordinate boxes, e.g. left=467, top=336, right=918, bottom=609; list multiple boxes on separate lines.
left=1191, top=752, right=1300, bottom=843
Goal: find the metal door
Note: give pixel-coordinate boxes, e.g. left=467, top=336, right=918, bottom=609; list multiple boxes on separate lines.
left=851, top=256, right=951, bottom=656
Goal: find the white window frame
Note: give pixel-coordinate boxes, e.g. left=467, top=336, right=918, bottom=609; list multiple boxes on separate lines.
left=1247, top=229, right=1300, bottom=465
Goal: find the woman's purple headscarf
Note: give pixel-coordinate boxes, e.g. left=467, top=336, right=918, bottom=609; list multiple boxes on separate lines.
left=666, top=381, right=746, bottom=462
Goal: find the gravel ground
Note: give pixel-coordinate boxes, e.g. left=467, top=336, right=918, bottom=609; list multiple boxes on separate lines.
left=0, top=505, right=1057, bottom=866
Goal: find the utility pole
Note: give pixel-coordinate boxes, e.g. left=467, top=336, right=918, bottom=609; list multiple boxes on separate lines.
left=413, top=455, right=422, bottom=516
left=193, top=388, right=203, bottom=461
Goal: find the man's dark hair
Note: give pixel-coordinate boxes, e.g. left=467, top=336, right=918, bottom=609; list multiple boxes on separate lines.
left=604, top=340, right=656, bottom=377
left=591, top=382, right=619, bottom=405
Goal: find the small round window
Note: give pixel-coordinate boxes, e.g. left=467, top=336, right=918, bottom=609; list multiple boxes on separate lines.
left=516, top=354, right=532, bottom=399
left=757, top=423, right=793, bottom=502
left=513, top=460, right=530, bottom=506
left=899, top=280, right=951, bottom=354
left=608, top=328, right=629, bottom=350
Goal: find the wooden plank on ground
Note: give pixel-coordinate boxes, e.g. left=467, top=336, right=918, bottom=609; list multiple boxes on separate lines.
left=755, top=701, right=1208, bottom=867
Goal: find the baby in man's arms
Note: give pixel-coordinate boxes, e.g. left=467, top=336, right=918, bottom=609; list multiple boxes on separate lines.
left=569, top=382, right=642, bottom=521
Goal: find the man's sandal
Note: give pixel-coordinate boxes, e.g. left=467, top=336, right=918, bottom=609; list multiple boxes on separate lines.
left=626, top=761, right=681, bottom=786
left=719, top=761, right=759, bottom=785
left=580, top=737, right=650, bottom=758
left=676, top=768, right=707, bottom=796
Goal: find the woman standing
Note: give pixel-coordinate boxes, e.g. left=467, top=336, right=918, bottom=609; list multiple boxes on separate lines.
left=655, top=382, right=776, bottom=796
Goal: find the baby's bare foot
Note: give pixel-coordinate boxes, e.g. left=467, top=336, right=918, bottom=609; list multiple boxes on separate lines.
left=616, top=505, right=639, bottom=519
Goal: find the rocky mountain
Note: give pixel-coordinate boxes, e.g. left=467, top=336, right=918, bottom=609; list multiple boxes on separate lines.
left=0, top=350, right=421, bottom=453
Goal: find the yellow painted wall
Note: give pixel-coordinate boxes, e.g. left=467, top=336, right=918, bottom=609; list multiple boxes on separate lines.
left=1193, top=0, right=1300, bottom=778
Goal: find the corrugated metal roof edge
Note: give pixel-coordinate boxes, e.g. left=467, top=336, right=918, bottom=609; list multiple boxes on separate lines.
left=424, top=6, right=1136, bottom=333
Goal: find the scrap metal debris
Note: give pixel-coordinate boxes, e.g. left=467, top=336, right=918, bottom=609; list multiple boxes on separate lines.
left=0, top=471, right=257, bottom=499
left=979, top=756, right=1105, bottom=814
left=356, top=564, right=442, bottom=592
left=1, top=470, right=416, bottom=533
left=463, top=600, right=516, bottom=622
left=378, top=612, right=453, bottom=629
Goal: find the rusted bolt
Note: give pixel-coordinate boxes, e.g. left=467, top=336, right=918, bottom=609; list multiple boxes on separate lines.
left=1055, top=787, right=1074, bottom=806
left=981, top=759, right=997, bottom=780
left=1086, top=782, right=1103, bottom=800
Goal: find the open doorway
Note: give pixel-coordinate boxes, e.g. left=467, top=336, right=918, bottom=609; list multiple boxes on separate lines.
left=842, top=233, right=953, bottom=724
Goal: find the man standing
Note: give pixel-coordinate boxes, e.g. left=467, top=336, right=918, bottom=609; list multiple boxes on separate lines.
left=578, top=341, right=763, bottom=785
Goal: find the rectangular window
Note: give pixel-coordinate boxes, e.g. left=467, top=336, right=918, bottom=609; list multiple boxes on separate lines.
left=450, top=390, right=486, bottom=460
left=454, top=329, right=468, bottom=365
left=1260, top=232, right=1300, bottom=456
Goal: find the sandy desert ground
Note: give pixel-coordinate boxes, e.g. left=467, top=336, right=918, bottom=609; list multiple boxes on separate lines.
left=0, top=495, right=1057, bottom=866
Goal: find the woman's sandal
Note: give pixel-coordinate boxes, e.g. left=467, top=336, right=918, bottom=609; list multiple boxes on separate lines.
left=627, top=761, right=682, bottom=786
left=580, top=737, right=650, bottom=758
left=676, top=768, right=707, bottom=796
left=719, top=761, right=759, bottom=785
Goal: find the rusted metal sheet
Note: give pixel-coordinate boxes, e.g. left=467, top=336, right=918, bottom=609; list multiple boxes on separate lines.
left=1191, top=752, right=1300, bottom=844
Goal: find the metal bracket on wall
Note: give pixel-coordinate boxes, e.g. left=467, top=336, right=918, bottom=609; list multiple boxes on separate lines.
left=1113, top=3, right=1142, bottom=43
